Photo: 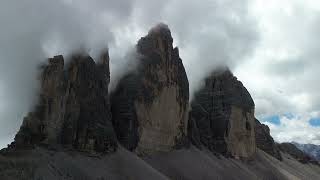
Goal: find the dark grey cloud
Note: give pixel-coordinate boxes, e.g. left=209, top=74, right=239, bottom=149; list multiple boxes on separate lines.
left=0, top=0, right=258, bottom=148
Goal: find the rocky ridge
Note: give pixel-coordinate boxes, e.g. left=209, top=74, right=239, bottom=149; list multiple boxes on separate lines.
left=278, top=142, right=319, bottom=164
left=293, top=142, right=320, bottom=161
left=254, top=119, right=282, bottom=160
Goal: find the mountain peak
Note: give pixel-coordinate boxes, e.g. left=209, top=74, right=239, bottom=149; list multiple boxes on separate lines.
left=189, top=69, right=256, bottom=158
left=148, top=23, right=171, bottom=37
left=7, top=52, right=117, bottom=153
left=111, top=24, right=189, bottom=154
left=137, top=23, right=174, bottom=56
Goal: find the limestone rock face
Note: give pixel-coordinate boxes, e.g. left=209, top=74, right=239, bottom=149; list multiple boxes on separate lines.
left=255, top=119, right=282, bottom=160
left=11, top=52, right=117, bottom=153
left=189, top=70, right=256, bottom=158
left=111, top=24, right=189, bottom=154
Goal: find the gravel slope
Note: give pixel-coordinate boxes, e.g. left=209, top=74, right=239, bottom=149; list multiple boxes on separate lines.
left=1, top=146, right=320, bottom=180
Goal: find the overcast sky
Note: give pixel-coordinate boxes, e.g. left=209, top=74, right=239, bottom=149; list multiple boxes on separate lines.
left=0, top=0, right=320, bottom=148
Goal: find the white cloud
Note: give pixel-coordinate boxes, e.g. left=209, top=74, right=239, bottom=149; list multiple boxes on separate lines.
left=0, top=0, right=136, bottom=148
left=0, top=0, right=258, bottom=149
left=265, top=113, right=320, bottom=145
left=236, top=0, right=320, bottom=115
left=1, top=0, right=320, bottom=148
left=235, top=0, right=320, bottom=144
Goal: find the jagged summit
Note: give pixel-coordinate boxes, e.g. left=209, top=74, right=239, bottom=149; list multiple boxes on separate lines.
left=147, top=23, right=171, bottom=39
left=137, top=23, right=175, bottom=58
left=149, top=23, right=170, bottom=31
left=7, top=51, right=117, bottom=153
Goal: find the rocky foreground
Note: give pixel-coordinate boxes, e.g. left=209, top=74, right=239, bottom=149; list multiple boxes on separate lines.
left=1, top=24, right=320, bottom=180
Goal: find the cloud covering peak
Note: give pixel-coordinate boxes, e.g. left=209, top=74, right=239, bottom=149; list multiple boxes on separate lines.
left=4, top=0, right=319, bottom=148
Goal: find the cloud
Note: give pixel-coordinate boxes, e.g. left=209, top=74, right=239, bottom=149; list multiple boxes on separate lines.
left=0, top=0, right=258, bottom=148
left=2, top=0, right=320, bottom=148
left=107, top=0, right=259, bottom=98
left=236, top=0, right=320, bottom=116
left=0, top=0, right=135, bottom=147
left=263, top=113, right=320, bottom=145
left=164, top=0, right=258, bottom=97
left=236, top=0, right=320, bottom=144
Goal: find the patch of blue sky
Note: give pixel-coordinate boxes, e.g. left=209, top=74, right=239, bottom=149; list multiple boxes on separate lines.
left=309, top=118, right=320, bottom=127
left=262, top=115, right=281, bottom=125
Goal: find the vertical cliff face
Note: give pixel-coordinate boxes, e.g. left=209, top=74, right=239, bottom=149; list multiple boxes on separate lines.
left=189, top=70, right=256, bottom=158
left=255, top=119, right=282, bottom=160
left=111, top=24, right=189, bottom=154
left=11, top=52, right=117, bottom=153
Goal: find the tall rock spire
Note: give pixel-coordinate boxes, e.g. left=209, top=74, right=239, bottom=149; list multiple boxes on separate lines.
left=189, top=69, right=256, bottom=158
left=10, top=51, right=117, bottom=153
left=111, top=24, right=189, bottom=154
